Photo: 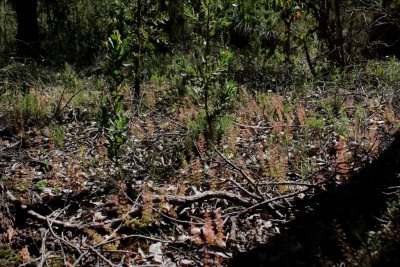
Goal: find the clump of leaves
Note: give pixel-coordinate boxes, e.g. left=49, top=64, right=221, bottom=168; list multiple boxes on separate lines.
left=0, top=245, right=23, bottom=266
left=191, top=211, right=227, bottom=266
left=51, top=126, right=65, bottom=148
left=183, top=0, right=238, bottom=143
left=191, top=211, right=226, bottom=248
left=102, top=30, right=130, bottom=165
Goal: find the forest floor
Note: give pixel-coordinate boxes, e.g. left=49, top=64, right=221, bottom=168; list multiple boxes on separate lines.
left=1, top=60, right=400, bottom=266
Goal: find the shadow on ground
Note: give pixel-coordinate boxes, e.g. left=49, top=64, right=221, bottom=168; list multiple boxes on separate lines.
left=230, top=133, right=400, bottom=267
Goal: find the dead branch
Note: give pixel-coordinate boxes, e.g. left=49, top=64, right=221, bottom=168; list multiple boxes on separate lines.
left=37, top=229, right=50, bottom=267
left=0, top=140, right=22, bottom=152
left=153, top=190, right=252, bottom=207
left=238, top=189, right=309, bottom=217
left=88, top=246, right=118, bottom=267
left=93, top=234, right=171, bottom=249
left=209, top=142, right=264, bottom=199
left=18, top=251, right=53, bottom=267
left=3, top=179, right=253, bottom=230
left=257, top=181, right=317, bottom=187
left=224, top=178, right=263, bottom=201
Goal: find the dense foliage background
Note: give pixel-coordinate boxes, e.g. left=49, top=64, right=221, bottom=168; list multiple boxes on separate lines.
left=1, top=1, right=399, bottom=66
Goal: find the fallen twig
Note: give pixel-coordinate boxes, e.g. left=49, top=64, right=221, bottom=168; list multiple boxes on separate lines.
left=18, top=251, right=53, bottom=267
left=89, top=246, right=118, bottom=267
left=209, top=142, right=264, bottom=199
left=238, top=189, right=309, bottom=217
left=0, top=140, right=22, bottom=152
left=153, top=190, right=252, bottom=207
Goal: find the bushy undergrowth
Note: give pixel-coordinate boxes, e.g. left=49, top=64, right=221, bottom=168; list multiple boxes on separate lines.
left=2, top=1, right=400, bottom=265
left=1, top=51, right=400, bottom=265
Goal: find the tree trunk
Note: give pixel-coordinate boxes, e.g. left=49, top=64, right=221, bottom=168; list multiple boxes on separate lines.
left=15, top=0, right=39, bottom=58
left=333, top=0, right=345, bottom=66
left=283, top=19, right=291, bottom=63
left=133, top=0, right=142, bottom=98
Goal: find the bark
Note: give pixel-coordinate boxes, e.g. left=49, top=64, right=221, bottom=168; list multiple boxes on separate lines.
left=283, top=19, right=291, bottom=63
left=333, top=0, right=345, bottom=66
left=133, top=0, right=143, bottom=98
left=15, top=0, right=39, bottom=57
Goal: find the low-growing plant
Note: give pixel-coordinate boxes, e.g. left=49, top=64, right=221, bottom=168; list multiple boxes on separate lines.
left=106, top=113, right=129, bottom=164
left=333, top=110, right=350, bottom=137
left=34, top=180, right=48, bottom=191
left=306, top=117, right=325, bottom=135
left=150, top=73, right=167, bottom=85
left=20, top=93, right=41, bottom=122
left=0, top=245, right=23, bottom=266
left=51, top=126, right=65, bottom=148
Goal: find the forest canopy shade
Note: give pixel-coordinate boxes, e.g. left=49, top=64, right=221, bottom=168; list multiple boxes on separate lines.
left=15, top=0, right=39, bottom=58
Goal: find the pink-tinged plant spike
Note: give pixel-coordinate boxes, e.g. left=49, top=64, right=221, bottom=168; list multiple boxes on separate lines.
left=272, top=95, right=284, bottom=123
left=203, top=212, right=216, bottom=245
left=191, top=158, right=203, bottom=187
left=285, top=112, right=294, bottom=141
left=190, top=211, right=226, bottom=248
left=296, top=104, right=306, bottom=128
left=368, top=121, right=381, bottom=154
left=214, top=212, right=225, bottom=247
left=142, top=190, right=154, bottom=224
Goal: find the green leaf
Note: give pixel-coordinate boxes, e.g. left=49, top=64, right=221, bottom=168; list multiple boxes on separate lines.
left=219, top=18, right=232, bottom=27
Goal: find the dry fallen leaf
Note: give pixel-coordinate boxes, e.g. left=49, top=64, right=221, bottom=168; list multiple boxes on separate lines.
left=179, top=259, right=195, bottom=266
left=93, top=211, right=107, bottom=222
left=149, top=242, right=163, bottom=264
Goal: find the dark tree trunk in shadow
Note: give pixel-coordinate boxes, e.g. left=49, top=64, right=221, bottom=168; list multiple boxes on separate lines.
left=15, top=0, right=39, bottom=58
